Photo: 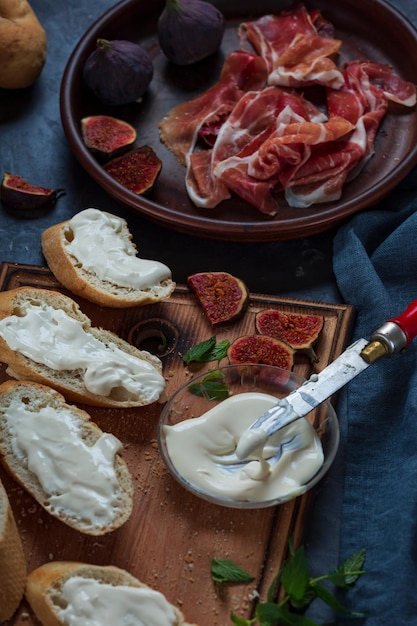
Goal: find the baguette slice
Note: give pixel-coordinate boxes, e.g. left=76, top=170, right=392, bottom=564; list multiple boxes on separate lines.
left=26, top=562, right=197, bottom=626
left=0, top=286, right=165, bottom=408
left=41, top=208, right=176, bottom=308
left=0, top=380, right=134, bottom=535
left=0, top=476, right=26, bottom=621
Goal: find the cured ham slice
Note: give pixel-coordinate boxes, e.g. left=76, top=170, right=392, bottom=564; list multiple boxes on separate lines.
left=159, top=3, right=417, bottom=216
left=159, top=50, right=268, bottom=166
left=188, top=86, right=313, bottom=213
left=239, top=5, right=344, bottom=89
left=286, top=60, right=416, bottom=207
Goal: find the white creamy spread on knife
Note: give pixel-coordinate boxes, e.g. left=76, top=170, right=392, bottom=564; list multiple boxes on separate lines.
left=4, top=397, right=123, bottom=527
left=65, top=208, right=172, bottom=290
left=163, top=392, right=324, bottom=503
left=56, top=577, right=177, bottom=626
left=0, top=302, right=164, bottom=402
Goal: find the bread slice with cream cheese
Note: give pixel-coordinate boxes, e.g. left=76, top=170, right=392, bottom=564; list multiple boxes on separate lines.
left=26, top=561, right=197, bottom=626
left=0, top=380, right=134, bottom=535
left=41, top=208, right=176, bottom=308
left=0, top=286, right=165, bottom=408
left=0, top=475, right=26, bottom=621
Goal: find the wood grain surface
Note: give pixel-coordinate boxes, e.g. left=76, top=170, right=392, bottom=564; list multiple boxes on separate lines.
left=0, top=263, right=355, bottom=626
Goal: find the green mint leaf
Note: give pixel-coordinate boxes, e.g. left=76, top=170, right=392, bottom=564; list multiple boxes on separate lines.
left=280, top=544, right=310, bottom=602
left=327, top=548, right=366, bottom=589
left=256, top=603, right=319, bottom=626
left=183, top=337, right=230, bottom=364
left=183, top=336, right=216, bottom=364
left=266, top=571, right=280, bottom=603
left=313, top=583, right=365, bottom=617
left=231, top=614, right=254, bottom=626
left=211, top=338, right=231, bottom=361
left=210, top=558, right=254, bottom=584
left=188, top=371, right=229, bottom=400
left=289, top=586, right=316, bottom=609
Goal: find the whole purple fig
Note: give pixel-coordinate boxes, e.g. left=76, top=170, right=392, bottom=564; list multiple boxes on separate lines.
left=83, top=39, right=153, bottom=106
left=158, top=0, right=225, bottom=65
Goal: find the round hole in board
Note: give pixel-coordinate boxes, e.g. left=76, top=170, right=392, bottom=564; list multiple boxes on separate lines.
left=128, top=318, right=179, bottom=358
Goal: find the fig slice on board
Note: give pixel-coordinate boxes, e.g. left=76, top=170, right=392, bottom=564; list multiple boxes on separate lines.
left=0, top=173, right=62, bottom=211
left=187, top=271, right=249, bottom=326
left=228, top=335, right=295, bottom=370
left=255, top=309, right=324, bottom=361
left=103, top=146, right=162, bottom=194
left=81, top=115, right=137, bottom=159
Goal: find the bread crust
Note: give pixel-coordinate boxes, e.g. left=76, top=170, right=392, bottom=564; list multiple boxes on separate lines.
left=0, top=379, right=134, bottom=534
left=0, top=476, right=26, bottom=621
left=26, top=562, right=197, bottom=626
left=41, top=213, right=176, bottom=308
left=0, top=286, right=164, bottom=408
left=0, top=0, right=47, bottom=89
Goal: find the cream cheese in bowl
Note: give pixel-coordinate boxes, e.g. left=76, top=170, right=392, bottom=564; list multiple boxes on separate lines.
left=158, top=364, right=339, bottom=508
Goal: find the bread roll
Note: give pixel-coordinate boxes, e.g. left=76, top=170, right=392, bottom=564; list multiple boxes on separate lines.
left=0, top=380, right=134, bottom=535
left=26, top=561, right=197, bottom=626
left=42, top=208, right=176, bottom=308
left=0, top=286, right=165, bottom=408
left=0, top=475, right=26, bottom=621
left=0, top=0, right=47, bottom=89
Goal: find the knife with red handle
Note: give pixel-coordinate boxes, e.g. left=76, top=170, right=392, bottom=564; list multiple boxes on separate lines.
left=236, top=299, right=417, bottom=459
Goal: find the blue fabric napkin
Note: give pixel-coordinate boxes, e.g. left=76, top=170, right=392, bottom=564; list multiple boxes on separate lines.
left=331, top=168, right=417, bottom=625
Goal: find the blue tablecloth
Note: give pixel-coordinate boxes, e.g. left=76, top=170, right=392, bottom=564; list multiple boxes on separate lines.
left=331, top=167, right=417, bottom=624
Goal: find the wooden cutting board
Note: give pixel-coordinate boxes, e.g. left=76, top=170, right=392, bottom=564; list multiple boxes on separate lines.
left=0, top=262, right=355, bottom=626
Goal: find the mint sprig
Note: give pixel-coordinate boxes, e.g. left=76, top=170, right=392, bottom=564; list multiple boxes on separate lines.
left=188, top=370, right=229, bottom=401
left=211, top=558, right=255, bottom=584
left=211, top=540, right=366, bottom=625
left=183, top=336, right=230, bottom=365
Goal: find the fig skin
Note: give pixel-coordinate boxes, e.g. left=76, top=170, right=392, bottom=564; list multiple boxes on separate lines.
left=83, top=39, right=153, bottom=106
left=103, top=146, right=162, bottom=195
left=228, top=335, right=295, bottom=371
left=158, top=0, right=225, bottom=65
left=81, top=115, right=137, bottom=160
left=0, top=173, right=62, bottom=211
left=255, top=309, right=324, bottom=361
left=187, top=271, right=249, bottom=326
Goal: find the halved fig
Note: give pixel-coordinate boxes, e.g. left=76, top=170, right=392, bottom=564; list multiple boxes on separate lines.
left=255, top=309, right=324, bottom=361
left=81, top=115, right=137, bottom=159
left=0, top=173, right=62, bottom=211
left=187, top=271, right=249, bottom=326
left=103, top=146, right=162, bottom=194
left=228, top=335, right=294, bottom=370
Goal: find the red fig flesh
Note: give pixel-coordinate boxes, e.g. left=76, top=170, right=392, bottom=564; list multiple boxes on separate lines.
left=103, top=146, right=162, bottom=194
left=255, top=309, right=324, bottom=349
left=228, top=335, right=295, bottom=370
left=0, top=173, right=61, bottom=211
left=187, top=271, right=249, bottom=326
left=81, top=115, right=137, bottom=159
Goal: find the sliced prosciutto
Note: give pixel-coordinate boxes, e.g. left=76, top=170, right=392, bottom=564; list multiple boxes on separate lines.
left=159, top=50, right=268, bottom=166
left=284, top=60, right=417, bottom=207
left=159, top=3, right=417, bottom=216
left=239, top=4, right=344, bottom=89
left=186, top=86, right=313, bottom=212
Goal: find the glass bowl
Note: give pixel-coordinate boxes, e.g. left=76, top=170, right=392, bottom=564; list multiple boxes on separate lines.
left=158, top=364, right=339, bottom=509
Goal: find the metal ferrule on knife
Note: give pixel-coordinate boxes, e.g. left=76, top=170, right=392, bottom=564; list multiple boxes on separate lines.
left=361, top=321, right=409, bottom=364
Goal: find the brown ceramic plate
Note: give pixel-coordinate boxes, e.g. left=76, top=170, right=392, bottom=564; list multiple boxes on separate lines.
left=60, top=0, right=417, bottom=242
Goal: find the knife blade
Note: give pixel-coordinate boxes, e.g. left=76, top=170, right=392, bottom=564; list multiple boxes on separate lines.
left=235, top=299, right=417, bottom=460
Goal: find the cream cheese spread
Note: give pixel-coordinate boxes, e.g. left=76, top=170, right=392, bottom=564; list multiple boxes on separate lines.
left=5, top=397, right=123, bottom=528
left=65, top=208, right=172, bottom=290
left=0, top=302, right=165, bottom=403
left=163, top=392, right=324, bottom=503
left=56, top=577, right=177, bottom=626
